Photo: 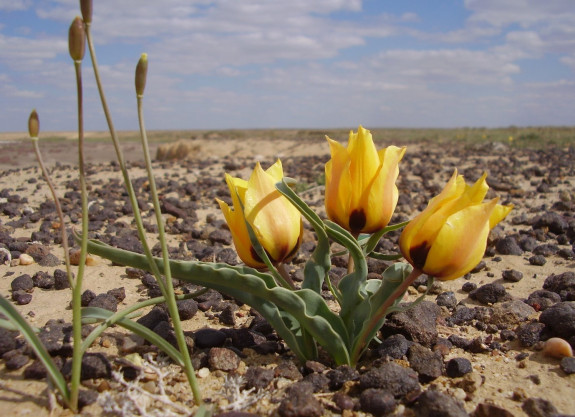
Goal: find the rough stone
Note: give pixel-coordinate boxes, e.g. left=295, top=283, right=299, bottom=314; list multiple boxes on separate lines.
left=359, top=362, right=420, bottom=397
left=407, top=343, right=444, bottom=382
left=359, top=388, right=396, bottom=416
left=208, top=347, right=240, bottom=371
left=413, top=389, right=468, bottom=417
left=446, top=358, right=473, bottom=378
left=380, top=301, right=441, bottom=347
left=539, top=302, right=575, bottom=339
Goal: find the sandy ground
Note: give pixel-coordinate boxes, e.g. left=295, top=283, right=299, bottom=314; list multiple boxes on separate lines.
left=0, top=133, right=574, bottom=416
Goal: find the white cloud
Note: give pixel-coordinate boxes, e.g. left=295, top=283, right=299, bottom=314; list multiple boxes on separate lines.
left=0, top=0, right=31, bottom=11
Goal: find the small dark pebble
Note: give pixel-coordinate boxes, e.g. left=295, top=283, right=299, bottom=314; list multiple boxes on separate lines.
left=496, top=236, right=523, bottom=255
left=359, top=362, right=420, bottom=397
left=359, top=388, right=396, bottom=416
left=62, top=353, right=111, bottom=380
left=81, top=289, right=96, bottom=306
left=12, top=290, right=33, bottom=305
left=500, top=329, right=516, bottom=341
left=208, top=347, right=240, bottom=371
left=446, top=357, right=473, bottom=378
left=278, top=381, right=323, bottom=417
left=472, top=403, right=515, bottom=417
left=54, top=269, right=71, bottom=290
left=3, top=350, right=30, bottom=370
left=374, top=333, right=413, bottom=359
left=515, top=352, right=529, bottom=361
left=302, top=373, right=329, bottom=393
left=0, top=328, right=18, bottom=355
left=462, top=282, right=477, bottom=293
left=244, top=366, right=275, bottom=390
left=560, top=356, right=575, bottom=374
left=436, top=291, right=457, bottom=309
left=32, top=271, right=55, bottom=289
left=470, top=283, right=507, bottom=305
left=24, top=357, right=64, bottom=380
left=448, top=335, right=472, bottom=350
left=78, top=389, right=99, bottom=409
left=332, top=392, right=355, bottom=411
left=136, top=306, right=170, bottom=330
left=502, top=269, right=523, bottom=282
left=88, top=293, right=119, bottom=312
left=177, top=299, right=199, bottom=320
left=326, top=365, right=359, bottom=391
left=107, top=287, right=126, bottom=302
left=529, top=255, right=547, bottom=266
left=11, top=274, right=34, bottom=292
left=522, top=397, right=559, bottom=417
left=229, top=328, right=266, bottom=350
left=274, top=360, right=303, bottom=381
left=218, top=303, right=238, bottom=325
left=407, top=344, right=444, bottom=382
left=380, top=301, right=440, bottom=348
left=539, top=302, right=575, bottom=340
left=413, top=389, right=468, bottom=417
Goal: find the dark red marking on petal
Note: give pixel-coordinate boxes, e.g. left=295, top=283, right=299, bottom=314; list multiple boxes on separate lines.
left=349, top=209, right=367, bottom=233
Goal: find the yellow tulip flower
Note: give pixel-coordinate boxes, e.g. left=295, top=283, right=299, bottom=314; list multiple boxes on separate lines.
left=216, top=160, right=303, bottom=268
left=325, top=126, right=406, bottom=234
left=399, top=170, right=513, bottom=281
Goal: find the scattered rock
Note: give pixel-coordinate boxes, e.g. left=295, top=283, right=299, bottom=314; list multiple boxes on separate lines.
left=539, top=302, right=575, bottom=339
left=521, top=397, right=559, bottom=417
left=488, top=299, right=535, bottom=326
left=502, top=269, right=523, bottom=282
left=359, top=388, right=396, bottom=416
left=560, top=356, right=575, bottom=374
left=359, top=362, right=420, bottom=398
left=470, top=283, right=507, bottom=304
left=11, top=274, right=34, bottom=292
left=277, top=382, right=323, bottom=417
left=413, top=389, right=468, bottom=417
left=471, top=403, right=514, bottom=417
left=407, top=343, right=444, bottom=382
left=380, top=301, right=441, bottom=347
left=446, top=358, right=473, bottom=378
left=374, top=333, right=413, bottom=359
left=208, top=347, right=240, bottom=371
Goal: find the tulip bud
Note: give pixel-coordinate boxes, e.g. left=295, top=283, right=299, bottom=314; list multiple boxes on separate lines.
left=324, top=126, right=405, bottom=234
left=80, top=0, right=93, bottom=24
left=28, top=109, right=39, bottom=139
left=399, top=171, right=513, bottom=281
left=216, top=160, right=303, bottom=268
left=68, top=16, right=86, bottom=62
left=135, top=53, right=148, bottom=97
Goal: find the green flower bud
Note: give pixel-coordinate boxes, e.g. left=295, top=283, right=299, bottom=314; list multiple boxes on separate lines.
left=68, top=16, right=86, bottom=61
left=80, top=0, right=93, bottom=24
left=135, top=53, right=148, bottom=96
left=28, top=109, right=39, bottom=139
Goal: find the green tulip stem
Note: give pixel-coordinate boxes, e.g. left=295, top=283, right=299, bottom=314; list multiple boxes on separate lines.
left=69, top=58, right=87, bottom=412
left=30, top=139, right=74, bottom=288
left=350, top=267, right=422, bottom=365
left=276, top=262, right=296, bottom=290
left=136, top=93, right=203, bottom=407
left=346, top=232, right=360, bottom=274
left=83, top=22, right=167, bottom=296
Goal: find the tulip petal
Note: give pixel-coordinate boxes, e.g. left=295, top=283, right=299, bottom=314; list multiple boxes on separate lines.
left=347, top=126, right=381, bottom=212
left=423, top=199, right=497, bottom=280
left=359, top=145, right=406, bottom=233
left=325, top=136, right=352, bottom=230
left=266, top=159, right=284, bottom=183
left=245, top=162, right=301, bottom=263
left=489, top=201, right=514, bottom=229
left=216, top=198, right=264, bottom=268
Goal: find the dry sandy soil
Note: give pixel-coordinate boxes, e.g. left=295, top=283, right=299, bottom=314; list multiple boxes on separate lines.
left=0, top=133, right=574, bottom=416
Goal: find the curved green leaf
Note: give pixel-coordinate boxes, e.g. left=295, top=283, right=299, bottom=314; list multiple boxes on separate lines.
left=361, top=220, right=409, bottom=256
left=85, top=239, right=350, bottom=364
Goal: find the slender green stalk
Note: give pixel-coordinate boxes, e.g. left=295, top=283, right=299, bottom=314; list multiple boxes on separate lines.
left=136, top=86, right=203, bottom=406
left=276, top=262, right=296, bottom=290
left=30, top=139, right=74, bottom=287
left=69, top=58, right=87, bottom=412
left=349, top=267, right=422, bottom=365
left=83, top=21, right=167, bottom=295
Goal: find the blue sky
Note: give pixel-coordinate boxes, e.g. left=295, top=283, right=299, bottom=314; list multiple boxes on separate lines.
left=1, top=0, right=574, bottom=132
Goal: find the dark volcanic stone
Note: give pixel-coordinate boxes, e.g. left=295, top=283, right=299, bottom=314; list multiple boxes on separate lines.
left=62, top=353, right=111, bottom=380
left=413, top=389, right=468, bottom=417
left=177, top=299, right=199, bottom=320
left=0, top=328, right=18, bottom=355
left=11, top=274, right=34, bottom=292
left=502, top=269, right=523, bottom=282
left=326, top=365, right=359, bottom=391
left=12, top=290, right=32, bottom=305
left=88, top=293, right=119, bottom=312
left=446, top=358, right=473, bottom=378
left=208, top=347, right=240, bottom=371
left=469, top=283, right=507, bottom=304
left=54, top=269, right=71, bottom=290
left=32, top=271, right=55, bottom=289
left=78, top=389, right=99, bottom=409
left=374, top=333, right=413, bottom=359
left=495, top=236, right=523, bottom=255
left=533, top=244, right=559, bottom=256
left=81, top=289, right=96, bottom=306
left=529, top=255, right=547, bottom=266
left=436, top=291, right=457, bottom=309
left=359, top=388, right=396, bottom=416
left=274, top=361, right=303, bottom=381
left=560, top=356, right=575, bottom=374
left=244, top=366, right=274, bottom=390
left=107, top=287, right=126, bottom=302
left=407, top=344, right=444, bottom=382
left=488, top=300, right=535, bottom=326
left=521, top=397, right=559, bottom=417
left=359, top=362, right=420, bottom=398
left=24, top=357, right=64, bottom=380
left=229, top=328, right=266, bottom=349
left=3, top=351, right=30, bottom=370
left=539, top=302, right=575, bottom=339
left=543, top=272, right=575, bottom=301
left=447, top=305, right=476, bottom=326
left=462, top=282, right=477, bottom=293
left=195, top=328, right=227, bottom=349
left=515, top=321, right=545, bottom=347
left=533, top=212, right=569, bottom=234
left=278, top=382, right=323, bottom=417
left=136, top=306, right=170, bottom=330
left=526, top=290, right=562, bottom=311
left=219, top=303, right=238, bottom=325
left=302, top=373, right=329, bottom=393
left=380, top=301, right=441, bottom=347
left=472, top=403, right=515, bottom=417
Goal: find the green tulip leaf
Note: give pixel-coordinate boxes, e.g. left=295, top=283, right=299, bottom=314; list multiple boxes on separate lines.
left=361, top=220, right=410, bottom=256
left=84, top=238, right=350, bottom=364
left=367, top=252, right=404, bottom=261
